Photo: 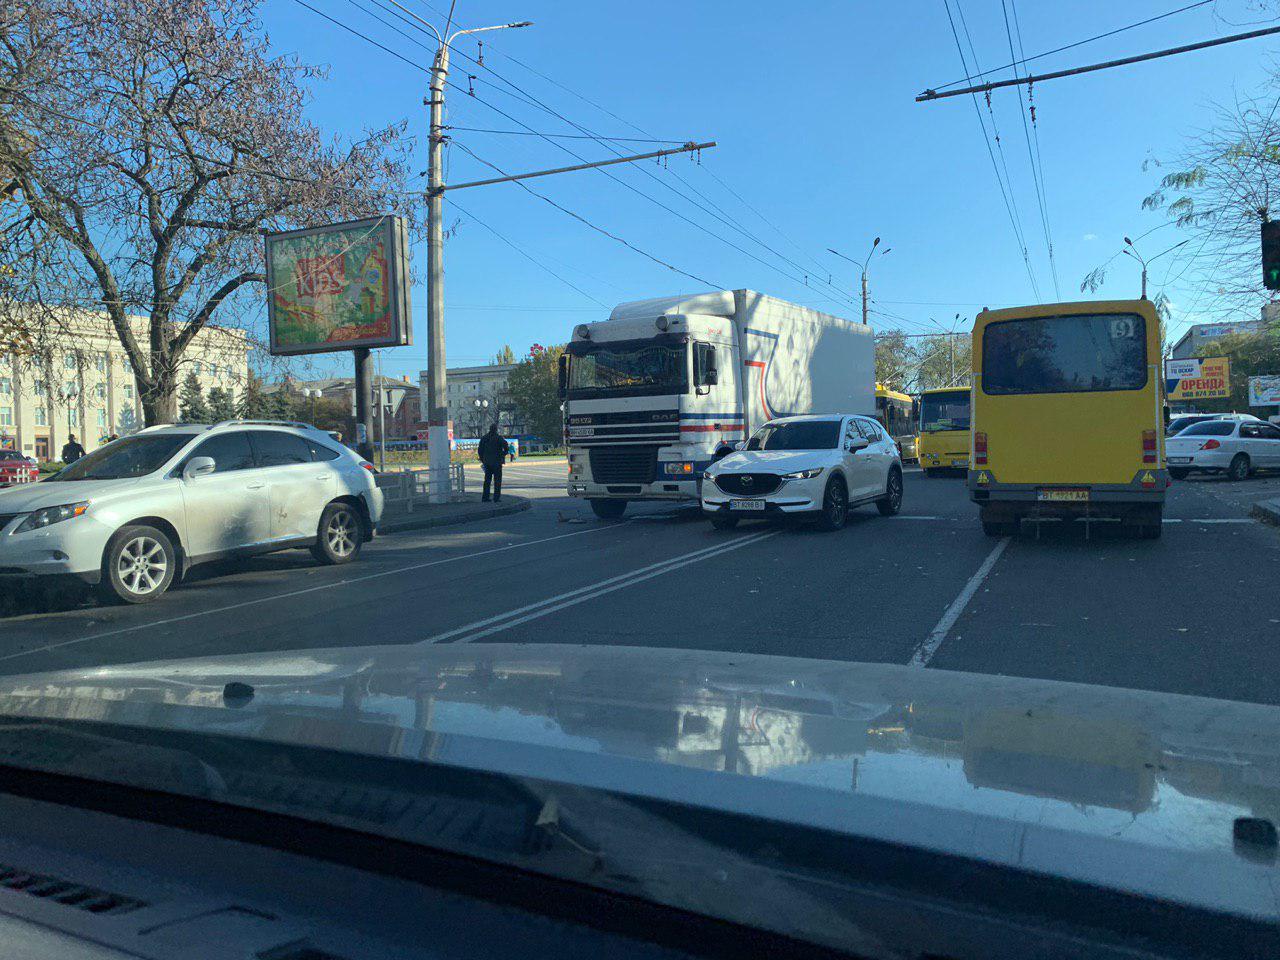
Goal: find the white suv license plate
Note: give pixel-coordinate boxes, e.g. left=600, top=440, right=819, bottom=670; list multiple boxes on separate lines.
left=730, top=499, right=766, bottom=511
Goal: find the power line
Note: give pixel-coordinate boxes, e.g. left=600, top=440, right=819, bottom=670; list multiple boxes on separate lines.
left=330, top=0, right=853, bottom=305
left=942, top=0, right=1040, bottom=298
left=449, top=141, right=723, bottom=288
left=928, top=0, right=1215, bottom=92
left=445, top=126, right=687, bottom=143
left=1003, top=0, right=1060, bottom=298
left=446, top=196, right=609, bottom=307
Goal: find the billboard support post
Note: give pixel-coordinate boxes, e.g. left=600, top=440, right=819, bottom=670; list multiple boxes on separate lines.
left=354, top=347, right=374, bottom=462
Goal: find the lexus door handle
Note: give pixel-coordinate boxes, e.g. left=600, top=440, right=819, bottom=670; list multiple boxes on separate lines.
left=246, top=482, right=265, bottom=490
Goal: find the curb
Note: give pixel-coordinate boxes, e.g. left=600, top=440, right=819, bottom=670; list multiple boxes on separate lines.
left=378, top=496, right=531, bottom=534
left=1250, top=498, right=1280, bottom=526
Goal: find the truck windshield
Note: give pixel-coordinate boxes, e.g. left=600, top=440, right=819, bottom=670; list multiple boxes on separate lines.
left=567, top=340, right=688, bottom=398
left=981, top=313, right=1148, bottom=395
left=920, top=390, right=970, bottom=432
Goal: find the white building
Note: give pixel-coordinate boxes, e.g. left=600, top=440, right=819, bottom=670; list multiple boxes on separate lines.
left=423, top=363, right=525, bottom=438
left=0, top=309, right=250, bottom=461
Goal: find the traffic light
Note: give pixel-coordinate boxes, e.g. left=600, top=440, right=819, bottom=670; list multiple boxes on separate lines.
left=1263, top=220, right=1280, bottom=290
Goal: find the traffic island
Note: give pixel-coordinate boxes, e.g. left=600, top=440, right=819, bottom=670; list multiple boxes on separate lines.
left=1251, top=498, right=1280, bottom=526
left=377, top=492, right=530, bottom=534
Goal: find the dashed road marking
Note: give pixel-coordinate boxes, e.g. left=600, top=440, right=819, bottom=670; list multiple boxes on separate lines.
left=908, top=537, right=1011, bottom=668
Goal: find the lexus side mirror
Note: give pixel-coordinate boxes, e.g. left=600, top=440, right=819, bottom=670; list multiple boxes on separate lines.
left=183, top=456, right=215, bottom=481
left=733, top=440, right=746, bottom=451
left=557, top=354, right=568, bottom=400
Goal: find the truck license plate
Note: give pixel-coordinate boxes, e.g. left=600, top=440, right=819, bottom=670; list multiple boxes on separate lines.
left=568, top=426, right=594, bottom=438
left=730, top=499, right=766, bottom=511
left=1037, top=489, right=1089, bottom=502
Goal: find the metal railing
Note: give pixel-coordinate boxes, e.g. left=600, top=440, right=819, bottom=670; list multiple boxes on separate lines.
left=375, top=462, right=465, bottom=513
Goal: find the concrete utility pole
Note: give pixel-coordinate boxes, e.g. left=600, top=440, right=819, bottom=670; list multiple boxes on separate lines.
left=829, top=239, right=890, bottom=326
left=424, top=20, right=532, bottom=500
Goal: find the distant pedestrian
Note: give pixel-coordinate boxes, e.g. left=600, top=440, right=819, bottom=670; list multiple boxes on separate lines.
left=61, top=433, right=85, bottom=464
left=477, top=424, right=509, bottom=502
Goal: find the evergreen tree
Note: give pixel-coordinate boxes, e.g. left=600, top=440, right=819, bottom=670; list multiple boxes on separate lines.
left=179, top=371, right=210, bottom=422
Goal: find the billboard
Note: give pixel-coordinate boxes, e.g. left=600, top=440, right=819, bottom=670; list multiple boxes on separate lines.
left=1248, top=375, right=1280, bottom=407
left=265, top=215, right=412, bottom=356
left=1164, top=356, right=1230, bottom=401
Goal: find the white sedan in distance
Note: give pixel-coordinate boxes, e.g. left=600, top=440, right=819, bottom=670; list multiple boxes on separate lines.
left=702, top=415, right=902, bottom=531
left=1165, top=418, right=1280, bottom=480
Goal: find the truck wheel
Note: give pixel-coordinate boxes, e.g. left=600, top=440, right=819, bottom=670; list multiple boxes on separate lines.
left=815, top=476, right=848, bottom=531
left=1168, top=467, right=1189, bottom=480
left=590, top=499, right=627, bottom=520
left=98, top=525, right=177, bottom=604
left=1228, top=454, right=1250, bottom=482
left=876, top=467, right=903, bottom=516
left=709, top=513, right=739, bottom=530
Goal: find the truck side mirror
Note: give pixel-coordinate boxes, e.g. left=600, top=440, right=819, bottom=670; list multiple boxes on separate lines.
left=557, top=354, right=568, bottom=400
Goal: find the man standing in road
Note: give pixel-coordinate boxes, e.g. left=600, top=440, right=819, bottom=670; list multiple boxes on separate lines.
left=478, top=424, right=508, bottom=503
left=61, top=433, right=86, bottom=464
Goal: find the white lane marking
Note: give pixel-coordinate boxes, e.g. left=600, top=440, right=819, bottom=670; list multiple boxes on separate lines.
left=1166, top=518, right=1252, bottom=524
left=421, top=531, right=777, bottom=645
left=908, top=537, right=1011, bottom=669
left=0, top=524, right=621, bottom=663
left=894, top=515, right=943, bottom=520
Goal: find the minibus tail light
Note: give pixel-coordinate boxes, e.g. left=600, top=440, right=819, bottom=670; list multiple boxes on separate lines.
left=974, top=432, right=988, bottom=466
left=1142, top=429, right=1157, bottom=464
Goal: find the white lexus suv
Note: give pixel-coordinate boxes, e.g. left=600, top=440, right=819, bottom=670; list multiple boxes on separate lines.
left=701, top=414, right=903, bottom=531
left=0, top=421, right=383, bottom=604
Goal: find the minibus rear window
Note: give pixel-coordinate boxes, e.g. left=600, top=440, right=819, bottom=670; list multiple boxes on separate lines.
left=982, top=313, right=1147, bottom=395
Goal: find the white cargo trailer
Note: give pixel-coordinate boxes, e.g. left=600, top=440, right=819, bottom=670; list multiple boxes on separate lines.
left=560, top=289, right=874, bottom=518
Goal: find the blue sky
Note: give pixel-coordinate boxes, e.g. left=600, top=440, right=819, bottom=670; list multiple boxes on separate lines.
left=257, top=0, right=1277, bottom=380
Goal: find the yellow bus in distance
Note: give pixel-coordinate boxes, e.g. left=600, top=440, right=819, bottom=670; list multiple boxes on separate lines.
left=969, top=299, right=1166, bottom=539
left=917, top=386, right=971, bottom=477
left=875, top=383, right=917, bottom=462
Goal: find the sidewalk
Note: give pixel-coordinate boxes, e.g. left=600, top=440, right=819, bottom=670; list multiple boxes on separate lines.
left=1252, top=498, right=1280, bottom=525
left=378, top=492, right=530, bottom=534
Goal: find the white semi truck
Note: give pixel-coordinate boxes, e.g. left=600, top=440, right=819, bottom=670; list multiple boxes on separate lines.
left=559, top=289, right=874, bottom=518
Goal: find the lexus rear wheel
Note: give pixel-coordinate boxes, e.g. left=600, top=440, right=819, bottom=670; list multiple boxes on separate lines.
left=311, top=501, right=365, bottom=565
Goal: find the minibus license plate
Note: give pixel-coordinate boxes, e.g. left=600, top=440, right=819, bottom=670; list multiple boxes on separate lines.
left=1037, top=488, right=1089, bottom=502
left=730, top=499, right=766, bottom=511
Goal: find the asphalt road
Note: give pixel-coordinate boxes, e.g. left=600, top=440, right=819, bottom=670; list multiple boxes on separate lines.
left=3, top=458, right=1279, bottom=708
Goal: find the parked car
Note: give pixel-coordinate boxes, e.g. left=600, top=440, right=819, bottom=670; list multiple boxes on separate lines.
left=1166, top=412, right=1261, bottom=436
left=0, top=420, right=382, bottom=604
left=1165, top=418, right=1280, bottom=480
left=701, top=414, right=902, bottom=531
left=0, top=450, right=38, bottom=488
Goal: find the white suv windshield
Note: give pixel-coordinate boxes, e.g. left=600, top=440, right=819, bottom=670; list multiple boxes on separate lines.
left=748, top=420, right=841, bottom=450
left=54, top=434, right=191, bottom=480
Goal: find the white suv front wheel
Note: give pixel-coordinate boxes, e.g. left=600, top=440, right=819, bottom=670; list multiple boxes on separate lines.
left=98, top=525, right=177, bottom=604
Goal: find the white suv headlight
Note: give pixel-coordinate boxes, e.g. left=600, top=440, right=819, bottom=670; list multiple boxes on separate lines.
left=781, top=467, right=824, bottom=480
left=15, top=502, right=89, bottom=534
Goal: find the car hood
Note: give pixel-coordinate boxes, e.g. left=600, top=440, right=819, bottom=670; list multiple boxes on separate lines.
left=0, top=477, right=140, bottom=512
left=712, top=449, right=838, bottom=473
left=0, top=644, right=1277, bottom=922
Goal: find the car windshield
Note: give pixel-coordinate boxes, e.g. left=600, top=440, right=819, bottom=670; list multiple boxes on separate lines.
left=1178, top=420, right=1236, bottom=437
left=54, top=434, right=191, bottom=480
left=920, top=390, right=971, bottom=432
left=6, top=4, right=1280, bottom=956
left=747, top=420, right=840, bottom=450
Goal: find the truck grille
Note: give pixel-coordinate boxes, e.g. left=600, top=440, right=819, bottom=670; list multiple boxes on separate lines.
left=589, top=445, right=659, bottom=485
left=714, top=473, right=782, bottom=496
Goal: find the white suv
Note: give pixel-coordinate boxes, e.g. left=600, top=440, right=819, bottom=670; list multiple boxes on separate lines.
left=702, top=415, right=903, bottom=531
left=0, top=421, right=383, bottom=604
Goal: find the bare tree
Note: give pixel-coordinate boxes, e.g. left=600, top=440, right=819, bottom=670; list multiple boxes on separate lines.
left=0, top=0, right=419, bottom=423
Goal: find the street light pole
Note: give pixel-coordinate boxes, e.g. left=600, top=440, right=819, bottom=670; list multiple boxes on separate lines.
left=1124, top=236, right=1189, bottom=300
left=829, top=239, right=890, bottom=327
